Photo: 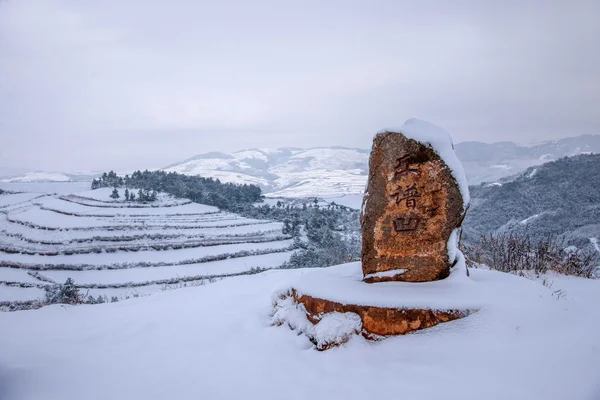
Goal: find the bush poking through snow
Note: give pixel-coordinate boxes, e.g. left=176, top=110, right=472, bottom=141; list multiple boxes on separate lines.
left=464, top=232, right=599, bottom=278
left=44, top=278, right=82, bottom=305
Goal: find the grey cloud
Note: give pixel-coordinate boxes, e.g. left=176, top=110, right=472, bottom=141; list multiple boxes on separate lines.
left=0, top=0, right=598, bottom=170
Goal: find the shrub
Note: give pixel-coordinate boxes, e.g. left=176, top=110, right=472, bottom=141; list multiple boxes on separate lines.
left=44, top=278, right=82, bottom=305
left=464, top=232, right=599, bottom=278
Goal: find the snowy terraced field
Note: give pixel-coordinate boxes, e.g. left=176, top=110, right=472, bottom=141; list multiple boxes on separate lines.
left=0, top=188, right=294, bottom=306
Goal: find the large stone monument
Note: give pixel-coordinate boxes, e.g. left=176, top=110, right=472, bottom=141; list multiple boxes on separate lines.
left=272, top=119, right=473, bottom=350
left=361, top=119, right=469, bottom=283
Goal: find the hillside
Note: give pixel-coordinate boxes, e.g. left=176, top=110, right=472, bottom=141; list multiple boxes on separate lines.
left=0, top=188, right=294, bottom=308
left=163, top=147, right=370, bottom=197
left=463, top=154, right=600, bottom=254
left=163, top=134, right=600, bottom=197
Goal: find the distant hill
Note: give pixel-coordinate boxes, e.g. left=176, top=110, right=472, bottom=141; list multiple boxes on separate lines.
left=456, top=134, right=600, bottom=184
left=163, top=147, right=370, bottom=197
left=3, top=134, right=599, bottom=197
left=463, top=153, right=600, bottom=254
left=0, top=171, right=101, bottom=183
left=163, top=134, right=600, bottom=197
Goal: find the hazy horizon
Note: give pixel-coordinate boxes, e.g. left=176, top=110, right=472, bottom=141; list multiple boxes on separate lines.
left=1, top=0, right=599, bottom=171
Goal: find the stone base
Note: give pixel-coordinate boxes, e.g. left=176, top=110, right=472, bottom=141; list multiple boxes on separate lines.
left=292, top=289, right=468, bottom=339
left=271, top=261, right=476, bottom=350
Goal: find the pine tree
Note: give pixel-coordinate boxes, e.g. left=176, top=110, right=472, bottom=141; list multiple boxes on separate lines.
left=124, top=188, right=130, bottom=201
left=110, top=188, right=120, bottom=199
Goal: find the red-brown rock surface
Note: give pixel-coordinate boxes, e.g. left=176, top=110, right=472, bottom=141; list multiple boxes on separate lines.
left=361, top=131, right=467, bottom=283
left=292, top=289, right=468, bottom=340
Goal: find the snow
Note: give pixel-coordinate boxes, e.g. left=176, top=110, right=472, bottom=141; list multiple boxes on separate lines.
left=165, top=147, right=369, bottom=197
left=73, top=188, right=188, bottom=206
left=520, top=213, right=541, bottom=224
left=1, top=239, right=294, bottom=268
left=272, top=297, right=362, bottom=350
left=529, top=168, right=538, bottom=178
left=0, top=181, right=91, bottom=195
left=51, top=198, right=218, bottom=216
left=0, top=186, right=295, bottom=309
left=363, top=268, right=406, bottom=281
left=275, top=255, right=478, bottom=311
left=0, top=285, right=44, bottom=302
left=0, top=268, right=41, bottom=284
left=0, top=172, right=71, bottom=183
left=39, top=251, right=295, bottom=285
left=5, top=204, right=252, bottom=230
left=320, top=194, right=363, bottom=210
left=447, top=228, right=460, bottom=264
left=0, top=193, right=45, bottom=209
left=378, top=119, right=470, bottom=210
left=8, top=206, right=107, bottom=229
left=0, top=265, right=599, bottom=400
left=0, top=215, right=283, bottom=245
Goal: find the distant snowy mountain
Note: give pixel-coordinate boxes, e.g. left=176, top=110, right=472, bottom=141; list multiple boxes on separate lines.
left=3, top=134, right=598, bottom=196
left=455, top=134, right=600, bottom=184
left=1, top=172, right=72, bottom=183
left=163, top=147, right=370, bottom=197
left=164, top=134, right=600, bottom=197
left=0, top=171, right=103, bottom=183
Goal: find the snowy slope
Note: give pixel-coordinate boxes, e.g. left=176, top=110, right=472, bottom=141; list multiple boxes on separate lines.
left=0, top=189, right=294, bottom=303
left=0, top=266, right=599, bottom=400
left=163, top=147, right=369, bottom=197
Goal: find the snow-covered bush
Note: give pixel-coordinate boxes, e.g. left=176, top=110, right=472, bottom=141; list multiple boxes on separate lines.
left=464, top=232, right=598, bottom=278
left=44, top=278, right=82, bottom=305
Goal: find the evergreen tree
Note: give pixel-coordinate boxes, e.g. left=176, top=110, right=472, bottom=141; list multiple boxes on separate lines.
left=110, top=188, right=120, bottom=199
left=124, top=188, right=130, bottom=201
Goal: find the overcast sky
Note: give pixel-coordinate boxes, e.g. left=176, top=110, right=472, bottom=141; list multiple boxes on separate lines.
left=1, top=0, right=599, bottom=171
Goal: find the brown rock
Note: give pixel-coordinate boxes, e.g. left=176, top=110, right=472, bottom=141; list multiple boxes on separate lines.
left=292, top=289, right=468, bottom=340
left=361, top=131, right=467, bottom=282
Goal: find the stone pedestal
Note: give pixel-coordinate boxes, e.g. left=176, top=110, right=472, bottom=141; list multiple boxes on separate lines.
left=271, top=262, right=475, bottom=350
left=294, top=290, right=467, bottom=338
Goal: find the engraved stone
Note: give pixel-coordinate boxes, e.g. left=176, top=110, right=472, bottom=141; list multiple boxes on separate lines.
left=361, top=121, right=468, bottom=283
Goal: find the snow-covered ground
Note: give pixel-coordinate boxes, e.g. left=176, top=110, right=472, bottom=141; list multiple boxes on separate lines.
left=0, top=265, right=599, bottom=400
left=0, top=186, right=294, bottom=303
left=0, top=181, right=91, bottom=194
